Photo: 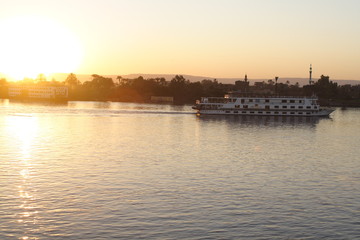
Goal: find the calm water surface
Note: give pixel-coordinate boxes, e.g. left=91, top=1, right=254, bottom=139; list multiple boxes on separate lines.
left=0, top=99, right=359, bottom=239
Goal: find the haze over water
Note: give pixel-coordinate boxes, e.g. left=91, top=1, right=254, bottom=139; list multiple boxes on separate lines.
left=0, top=100, right=360, bottom=239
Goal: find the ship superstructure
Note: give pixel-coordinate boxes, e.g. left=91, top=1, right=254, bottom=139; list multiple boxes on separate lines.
left=193, top=92, right=333, bottom=117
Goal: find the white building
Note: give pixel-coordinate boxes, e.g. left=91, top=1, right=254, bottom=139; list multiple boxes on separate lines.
left=8, top=85, right=68, bottom=100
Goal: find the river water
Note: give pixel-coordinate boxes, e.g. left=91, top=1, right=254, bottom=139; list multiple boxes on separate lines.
left=0, top=99, right=359, bottom=239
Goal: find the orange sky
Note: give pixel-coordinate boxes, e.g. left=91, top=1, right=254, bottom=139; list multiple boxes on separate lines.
left=1, top=0, right=360, bottom=80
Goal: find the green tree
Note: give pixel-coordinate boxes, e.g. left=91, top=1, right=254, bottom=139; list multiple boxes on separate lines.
left=65, top=73, right=80, bottom=86
left=116, top=76, right=131, bottom=87
left=169, top=75, right=189, bottom=103
left=36, top=73, right=47, bottom=83
left=86, top=74, right=115, bottom=100
left=155, top=77, right=167, bottom=86
left=313, top=75, right=338, bottom=99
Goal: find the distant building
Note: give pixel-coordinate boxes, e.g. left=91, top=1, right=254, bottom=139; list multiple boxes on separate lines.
left=8, top=84, right=68, bottom=101
left=150, top=96, right=174, bottom=103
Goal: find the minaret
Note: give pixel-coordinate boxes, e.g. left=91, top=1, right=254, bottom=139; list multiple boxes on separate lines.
left=244, top=74, right=248, bottom=92
left=309, top=64, right=312, bottom=85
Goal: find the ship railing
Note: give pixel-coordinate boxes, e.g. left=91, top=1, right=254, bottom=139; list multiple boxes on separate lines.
left=200, top=97, right=230, bottom=103
left=226, top=94, right=318, bottom=99
left=200, top=96, right=316, bottom=102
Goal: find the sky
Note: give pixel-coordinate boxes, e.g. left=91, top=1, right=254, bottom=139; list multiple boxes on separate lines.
left=0, top=0, right=360, bottom=80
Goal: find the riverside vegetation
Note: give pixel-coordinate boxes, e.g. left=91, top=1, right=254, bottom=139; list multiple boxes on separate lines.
left=1, top=73, right=360, bottom=106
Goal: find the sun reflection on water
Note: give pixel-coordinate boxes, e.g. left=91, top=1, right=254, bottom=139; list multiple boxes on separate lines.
left=5, top=115, right=40, bottom=240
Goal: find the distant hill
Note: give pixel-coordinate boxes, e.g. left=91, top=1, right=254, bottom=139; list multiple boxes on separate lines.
left=50, top=73, right=360, bottom=86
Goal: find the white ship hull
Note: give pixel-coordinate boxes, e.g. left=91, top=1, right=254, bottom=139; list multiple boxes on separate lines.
left=196, top=108, right=333, bottom=117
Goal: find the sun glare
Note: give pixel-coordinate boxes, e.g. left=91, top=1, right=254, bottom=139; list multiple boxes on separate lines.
left=0, top=15, right=82, bottom=80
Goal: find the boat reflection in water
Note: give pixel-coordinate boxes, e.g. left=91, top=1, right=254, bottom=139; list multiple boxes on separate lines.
left=196, top=114, right=326, bottom=127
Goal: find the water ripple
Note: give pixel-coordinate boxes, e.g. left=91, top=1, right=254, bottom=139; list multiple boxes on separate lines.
left=0, top=102, right=359, bottom=239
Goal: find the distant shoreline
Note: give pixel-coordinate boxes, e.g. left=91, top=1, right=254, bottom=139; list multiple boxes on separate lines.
left=1, top=74, right=359, bottom=107
left=48, top=73, right=360, bottom=86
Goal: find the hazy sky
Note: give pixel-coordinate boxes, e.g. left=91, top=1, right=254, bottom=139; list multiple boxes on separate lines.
left=1, top=0, right=360, bottom=79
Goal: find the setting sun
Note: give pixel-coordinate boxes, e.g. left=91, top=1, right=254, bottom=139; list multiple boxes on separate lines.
left=0, top=15, right=82, bottom=80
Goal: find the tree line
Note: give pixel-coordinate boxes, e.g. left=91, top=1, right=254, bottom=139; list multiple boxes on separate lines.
left=1, top=73, right=360, bottom=106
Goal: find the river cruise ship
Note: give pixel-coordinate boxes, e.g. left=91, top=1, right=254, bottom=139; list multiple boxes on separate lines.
left=193, top=92, right=334, bottom=117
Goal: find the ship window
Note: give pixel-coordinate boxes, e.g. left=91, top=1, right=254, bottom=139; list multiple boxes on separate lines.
left=265, top=99, right=270, bottom=103
left=282, top=112, right=287, bottom=114
left=306, top=106, right=311, bottom=109
left=249, top=99, right=253, bottom=102
left=299, top=100, right=303, bottom=103
left=242, top=111, right=247, bottom=114
left=314, top=106, right=318, bottom=109
left=290, top=100, right=295, bottom=103
left=241, top=99, right=245, bottom=103
left=265, top=105, right=270, bottom=110
left=282, top=106, right=287, bottom=109
left=282, top=100, right=287, bottom=103
left=225, top=111, right=230, bottom=113
left=266, top=112, right=271, bottom=114
left=306, top=112, right=310, bottom=115
left=235, top=105, right=240, bottom=108
left=274, top=112, right=279, bottom=114
left=258, top=111, right=263, bottom=114
left=274, top=106, right=279, bottom=109
left=290, top=112, right=295, bottom=114
left=299, top=112, right=303, bottom=114
left=290, top=106, right=295, bottom=109
left=298, top=106, right=303, bottom=109
left=250, top=111, right=254, bottom=114
left=243, top=105, right=248, bottom=109
left=234, top=111, right=238, bottom=113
